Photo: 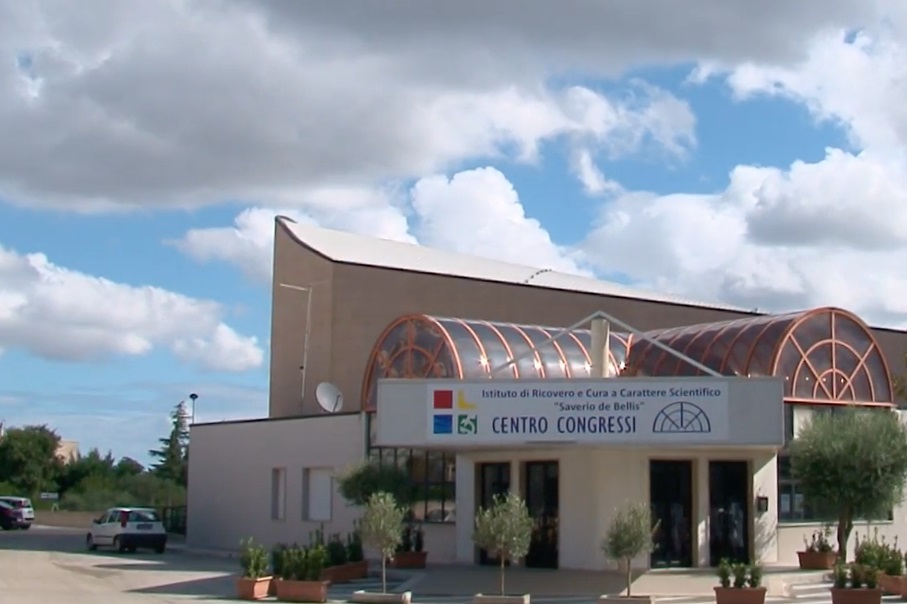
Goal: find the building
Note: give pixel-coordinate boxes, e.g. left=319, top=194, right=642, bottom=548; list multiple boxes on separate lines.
left=56, top=440, right=80, bottom=464
left=187, top=216, right=907, bottom=569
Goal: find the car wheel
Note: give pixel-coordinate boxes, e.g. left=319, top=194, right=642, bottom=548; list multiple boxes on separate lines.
left=1, top=522, right=13, bottom=531
left=19, top=524, right=30, bottom=530
left=127, top=545, right=137, bottom=553
left=86, top=534, right=97, bottom=551
left=113, top=536, right=126, bottom=553
left=154, top=544, right=166, bottom=554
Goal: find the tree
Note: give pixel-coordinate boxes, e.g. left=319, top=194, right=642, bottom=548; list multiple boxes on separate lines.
left=114, top=457, right=145, bottom=478
left=57, top=448, right=116, bottom=494
left=359, top=492, right=406, bottom=594
left=602, top=502, right=657, bottom=597
left=472, top=492, right=533, bottom=596
left=790, top=406, right=907, bottom=559
left=895, top=352, right=906, bottom=404
left=149, top=401, right=190, bottom=487
left=336, top=460, right=413, bottom=507
left=0, top=425, right=61, bottom=496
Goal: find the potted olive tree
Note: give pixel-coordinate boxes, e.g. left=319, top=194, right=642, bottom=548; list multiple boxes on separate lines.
left=472, top=491, right=534, bottom=604
left=237, top=538, right=272, bottom=601
left=600, top=502, right=657, bottom=604
left=351, top=492, right=412, bottom=604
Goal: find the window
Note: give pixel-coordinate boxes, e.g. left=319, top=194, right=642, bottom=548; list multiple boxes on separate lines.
left=366, top=413, right=456, bottom=523
left=271, top=467, right=286, bottom=521
left=303, top=468, right=333, bottom=522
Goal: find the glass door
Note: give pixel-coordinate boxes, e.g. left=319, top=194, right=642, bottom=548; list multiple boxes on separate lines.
left=649, top=459, right=694, bottom=568
left=523, top=461, right=559, bottom=569
left=477, top=462, right=511, bottom=565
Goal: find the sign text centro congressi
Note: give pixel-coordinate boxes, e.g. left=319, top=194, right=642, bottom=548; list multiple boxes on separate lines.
left=426, top=380, right=730, bottom=444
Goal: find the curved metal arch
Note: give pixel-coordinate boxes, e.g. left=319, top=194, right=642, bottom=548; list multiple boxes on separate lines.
left=447, top=317, right=492, bottom=377
left=476, top=320, right=521, bottom=379
left=496, top=322, right=548, bottom=379
left=360, top=314, right=463, bottom=410
left=769, top=307, right=894, bottom=404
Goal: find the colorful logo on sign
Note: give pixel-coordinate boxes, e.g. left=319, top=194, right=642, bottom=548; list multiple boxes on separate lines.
left=432, top=389, right=478, bottom=435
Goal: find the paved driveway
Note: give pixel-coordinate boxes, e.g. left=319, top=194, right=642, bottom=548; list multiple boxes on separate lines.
left=0, top=525, right=242, bottom=603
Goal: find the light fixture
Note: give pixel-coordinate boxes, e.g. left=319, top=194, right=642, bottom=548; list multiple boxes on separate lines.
left=479, top=356, right=489, bottom=367
left=533, top=359, right=543, bottom=371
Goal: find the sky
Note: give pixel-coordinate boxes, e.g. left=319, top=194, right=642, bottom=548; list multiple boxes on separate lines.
left=1, top=0, right=906, bottom=465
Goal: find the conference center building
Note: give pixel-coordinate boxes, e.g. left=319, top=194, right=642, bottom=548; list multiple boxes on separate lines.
left=187, top=216, right=907, bottom=570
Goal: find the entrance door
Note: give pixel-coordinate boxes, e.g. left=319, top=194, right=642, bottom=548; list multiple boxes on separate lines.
left=478, top=463, right=511, bottom=565
left=524, top=461, right=558, bottom=569
left=709, top=461, right=750, bottom=565
left=649, top=460, right=694, bottom=568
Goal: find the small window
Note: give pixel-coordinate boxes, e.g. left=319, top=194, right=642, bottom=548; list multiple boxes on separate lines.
left=302, top=468, right=333, bottom=522
left=271, top=467, right=287, bottom=521
left=128, top=510, right=161, bottom=522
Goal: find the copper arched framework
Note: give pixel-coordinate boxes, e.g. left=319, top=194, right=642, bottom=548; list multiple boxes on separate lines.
left=625, top=307, right=893, bottom=405
left=361, top=314, right=631, bottom=411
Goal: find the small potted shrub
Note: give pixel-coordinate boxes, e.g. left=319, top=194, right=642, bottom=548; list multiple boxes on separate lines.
left=322, top=533, right=351, bottom=583
left=237, top=538, right=272, bottom=601
left=830, top=562, right=882, bottom=604
left=600, top=502, right=658, bottom=604
left=346, top=529, right=369, bottom=579
left=270, top=543, right=289, bottom=596
left=472, top=491, right=533, bottom=604
left=275, top=544, right=330, bottom=603
left=393, top=524, right=428, bottom=569
left=714, top=559, right=766, bottom=604
left=798, top=526, right=837, bottom=570
left=351, top=491, right=412, bottom=604
left=853, top=531, right=901, bottom=595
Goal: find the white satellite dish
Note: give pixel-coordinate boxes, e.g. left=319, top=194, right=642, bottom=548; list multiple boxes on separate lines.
left=316, top=382, right=344, bottom=413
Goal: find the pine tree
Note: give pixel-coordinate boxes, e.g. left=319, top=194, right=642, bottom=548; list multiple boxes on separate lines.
left=148, top=401, right=190, bottom=487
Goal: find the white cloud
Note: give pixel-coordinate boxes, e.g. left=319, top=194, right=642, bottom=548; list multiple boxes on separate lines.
left=0, top=245, right=264, bottom=371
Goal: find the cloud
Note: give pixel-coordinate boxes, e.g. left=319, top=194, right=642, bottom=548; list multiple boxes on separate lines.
left=0, top=244, right=264, bottom=371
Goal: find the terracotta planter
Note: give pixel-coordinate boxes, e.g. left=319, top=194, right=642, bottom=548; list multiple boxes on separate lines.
left=236, top=576, right=272, bottom=601
left=878, top=574, right=901, bottom=595
left=714, top=587, right=767, bottom=604
left=392, top=551, right=428, bottom=569
left=321, top=561, right=369, bottom=583
left=829, top=588, right=882, bottom=604
left=797, top=550, right=838, bottom=570
left=900, top=576, right=907, bottom=598
left=275, top=578, right=330, bottom=603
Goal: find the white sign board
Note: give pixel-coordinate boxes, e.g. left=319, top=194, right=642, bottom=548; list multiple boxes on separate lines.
left=425, top=380, right=730, bottom=445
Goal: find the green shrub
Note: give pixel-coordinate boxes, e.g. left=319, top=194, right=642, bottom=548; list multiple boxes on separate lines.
left=239, top=538, right=270, bottom=579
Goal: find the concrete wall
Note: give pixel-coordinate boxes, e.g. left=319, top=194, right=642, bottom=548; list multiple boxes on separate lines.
left=452, top=447, right=778, bottom=571
left=187, top=414, right=365, bottom=551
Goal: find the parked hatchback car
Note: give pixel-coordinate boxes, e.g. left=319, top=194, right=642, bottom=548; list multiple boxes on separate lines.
left=0, top=496, right=34, bottom=530
left=86, top=507, right=167, bottom=553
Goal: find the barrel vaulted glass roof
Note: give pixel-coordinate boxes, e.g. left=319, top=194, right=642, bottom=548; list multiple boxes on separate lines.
left=361, top=308, right=893, bottom=410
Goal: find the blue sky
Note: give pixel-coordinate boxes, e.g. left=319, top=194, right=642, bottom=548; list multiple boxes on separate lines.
left=1, top=1, right=904, bottom=464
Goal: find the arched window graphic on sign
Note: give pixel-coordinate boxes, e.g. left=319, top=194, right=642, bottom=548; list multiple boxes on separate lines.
left=652, top=401, right=712, bottom=434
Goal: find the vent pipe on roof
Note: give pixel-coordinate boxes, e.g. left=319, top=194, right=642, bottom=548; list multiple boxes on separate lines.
left=590, top=318, right=611, bottom=378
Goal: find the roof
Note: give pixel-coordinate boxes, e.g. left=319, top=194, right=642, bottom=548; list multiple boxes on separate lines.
left=277, top=216, right=750, bottom=313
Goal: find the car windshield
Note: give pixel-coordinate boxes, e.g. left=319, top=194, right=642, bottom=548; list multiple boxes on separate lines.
left=0, top=498, right=30, bottom=508
left=128, top=510, right=161, bottom=522
left=17, top=499, right=32, bottom=508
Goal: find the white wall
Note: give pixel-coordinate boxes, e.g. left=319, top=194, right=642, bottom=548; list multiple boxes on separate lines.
left=450, top=446, right=779, bottom=570
left=187, top=413, right=366, bottom=551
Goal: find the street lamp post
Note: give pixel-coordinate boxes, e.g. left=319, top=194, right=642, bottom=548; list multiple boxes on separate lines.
left=189, top=393, right=198, bottom=424
left=278, top=282, right=326, bottom=401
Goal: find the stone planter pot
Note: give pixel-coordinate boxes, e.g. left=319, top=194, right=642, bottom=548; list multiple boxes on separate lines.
left=797, top=551, right=838, bottom=570
left=878, top=574, right=901, bottom=595
left=275, top=578, right=330, bottom=603
left=236, top=576, right=272, bottom=601
left=714, top=587, right=767, bottom=604
left=351, top=590, right=413, bottom=604
left=473, top=595, right=530, bottom=604
left=321, top=561, right=369, bottom=583
left=829, top=587, right=882, bottom=604
left=392, top=551, right=428, bottom=569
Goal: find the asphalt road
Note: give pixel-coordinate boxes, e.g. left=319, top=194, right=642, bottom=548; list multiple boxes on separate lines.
left=0, top=525, right=240, bottom=603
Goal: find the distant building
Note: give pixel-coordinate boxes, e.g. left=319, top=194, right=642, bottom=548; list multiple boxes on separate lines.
left=56, top=440, right=80, bottom=464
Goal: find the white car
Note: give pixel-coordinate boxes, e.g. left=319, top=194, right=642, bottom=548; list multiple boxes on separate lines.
left=86, top=507, right=168, bottom=553
left=0, top=496, right=35, bottom=529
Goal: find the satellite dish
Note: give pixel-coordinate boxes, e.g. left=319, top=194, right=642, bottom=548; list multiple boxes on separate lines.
left=316, top=382, right=344, bottom=413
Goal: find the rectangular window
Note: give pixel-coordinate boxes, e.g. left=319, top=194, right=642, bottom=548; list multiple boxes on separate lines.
left=302, top=468, right=333, bottom=522
left=271, top=467, right=286, bottom=521
left=366, top=413, right=456, bottom=523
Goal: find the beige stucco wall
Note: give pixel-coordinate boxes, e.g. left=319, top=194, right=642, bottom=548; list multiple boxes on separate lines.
left=452, top=447, right=778, bottom=571
left=186, top=414, right=365, bottom=551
